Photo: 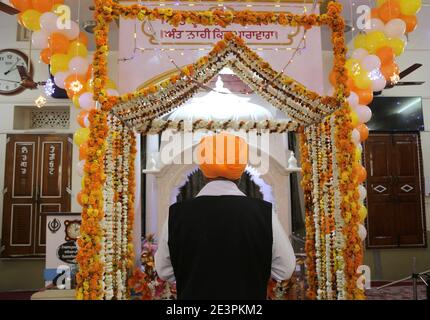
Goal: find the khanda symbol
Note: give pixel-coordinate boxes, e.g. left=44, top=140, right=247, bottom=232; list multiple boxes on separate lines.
left=48, top=218, right=61, bottom=234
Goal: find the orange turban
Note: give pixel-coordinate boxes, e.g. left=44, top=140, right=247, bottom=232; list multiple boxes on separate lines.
left=197, top=133, right=248, bottom=180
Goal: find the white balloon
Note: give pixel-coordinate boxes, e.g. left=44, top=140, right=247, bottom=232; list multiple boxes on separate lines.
left=32, top=31, right=49, bottom=49
left=359, top=185, right=367, bottom=202
left=62, top=21, right=80, bottom=40
left=347, top=91, right=359, bottom=107
left=358, top=224, right=367, bottom=241
left=69, top=56, right=89, bottom=74
left=352, top=129, right=361, bottom=145
left=351, top=48, right=369, bottom=61
left=354, top=105, right=373, bottom=124
left=361, top=55, right=381, bottom=71
left=40, top=12, right=59, bottom=35
left=77, top=160, right=85, bottom=177
left=370, top=18, right=385, bottom=32
left=384, top=18, right=406, bottom=38
left=79, top=92, right=96, bottom=110
left=372, top=76, right=387, bottom=92
left=54, top=71, right=71, bottom=89
left=357, top=143, right=363, bottom=153
left=106, top=89, right=119, bottom=96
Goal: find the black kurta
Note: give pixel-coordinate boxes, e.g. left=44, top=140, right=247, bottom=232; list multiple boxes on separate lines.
left=168, top=195, right=273, bottom=300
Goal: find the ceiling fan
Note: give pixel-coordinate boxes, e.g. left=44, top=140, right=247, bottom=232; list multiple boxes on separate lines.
left=16, top=65, right=47, bottom=90
left=0, top=2, right=19, bottom=15
left=375, top=63, right=425, bottom=95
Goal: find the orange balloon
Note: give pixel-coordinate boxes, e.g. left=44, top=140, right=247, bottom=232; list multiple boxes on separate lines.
left=354, top=164, right=368, bottom=184
left=77, top=110, right=89, bottom=128
left=77, top=32, right=89, bottom=46
left=376, top=46, right=395, bottom=65
left=85, top=64, right=93, bottom=81
left=79, top=143, right=88, bottom=160
left=381, top=62, right=400, bottom=83
left=31, top=0, right=54, bottom=12
left=356, top=124, right=369, bottom=142
left=379, top=0, right=401, bottom=23
left=10, top=0, right=32, bottom=12
left=64, top=74, right=86, bottom=97
left=401, top=14, right=418, bottom=33
left=40, top=48, right=52, bottom=64
left=353, top=87, right=374, bottom=106
left=371, top=7, right=380, bottom=19
left=48, top=32, right=70, bottom=54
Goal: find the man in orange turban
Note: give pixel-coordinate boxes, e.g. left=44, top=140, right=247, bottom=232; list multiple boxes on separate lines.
left=155, top=133, right=296, bottom=300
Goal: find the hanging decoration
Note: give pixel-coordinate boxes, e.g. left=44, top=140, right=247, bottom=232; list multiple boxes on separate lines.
left=341, top=0, right=422, bottom=259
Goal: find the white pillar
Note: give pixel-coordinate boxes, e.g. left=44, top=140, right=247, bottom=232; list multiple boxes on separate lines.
left=145, top=134, right=160, bottom=236
left=133, top=133, right=142, bottom=265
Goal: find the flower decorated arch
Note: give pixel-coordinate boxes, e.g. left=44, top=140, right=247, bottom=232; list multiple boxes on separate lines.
left=77, top=0, right=364, bottom=300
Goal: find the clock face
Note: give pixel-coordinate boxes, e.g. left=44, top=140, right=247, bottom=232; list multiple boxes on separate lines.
left=65, top=221, right=81, bottom=241
left=0, top=49, right=31, bottom=95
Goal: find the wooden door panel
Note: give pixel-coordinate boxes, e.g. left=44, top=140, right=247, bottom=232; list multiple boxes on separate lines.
left=2, top=135, right=39, bottom=256
left=12, top=141, right=36, bottom=198
left=367, top=201, right=396, bottom=246
left=35, top=135, right=72, bottom=254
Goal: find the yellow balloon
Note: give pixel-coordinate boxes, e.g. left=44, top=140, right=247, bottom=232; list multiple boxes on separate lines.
left=376, top=0, right=387, bottom=7
left=359, top=206, right=368, bottom=222
left=81, top=178, right=85, bottom=189
left=68, top=41, right=88, bottom=58
left=106, top=79, right=117, bottom=90
left=350, top=111, right=359, bottom=127
left=387, top=37, right=406, bottom=56
left=345, top=59, right=362, bottom=77
left=73, top=128, right=90, bottom=146
left=50, top=54, right=71, bottom=75
left=366, top=31, right=388, bottom=54
left=399, top=0, right=422, bottom=16
left=353, top=71, right=372, bottom=90
left=20, top=9, right=41, bottom=31
left=355, top=148, right=362, bottom=162
left=86, top=79, right=94, bottom=92
left=73, top=94, right=81, bottom=109
left=353, top=33, right=368, bottom=50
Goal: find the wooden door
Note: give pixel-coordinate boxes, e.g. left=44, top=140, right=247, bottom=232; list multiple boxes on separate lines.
left=1, top=134, right=72, bottom=257
left=364, top=132, right=426, bottom=248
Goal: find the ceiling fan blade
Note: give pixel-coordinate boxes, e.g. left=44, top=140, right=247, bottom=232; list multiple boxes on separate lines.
left=16, top=65, right=29, bottom=81
left=0, top=3, right=19, bottom=15
left=395, top=81, right=425, bottom=86
left=399, top=63, right=423, bottom=80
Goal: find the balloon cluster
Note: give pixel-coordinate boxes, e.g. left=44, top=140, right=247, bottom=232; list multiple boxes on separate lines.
left=10, top=0, right=119, bottom=207
left=338, top=0, right=422, bottom=241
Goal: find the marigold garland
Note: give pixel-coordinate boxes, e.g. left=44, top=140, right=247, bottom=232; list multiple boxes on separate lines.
left=82, top=0, right=366, bottom=301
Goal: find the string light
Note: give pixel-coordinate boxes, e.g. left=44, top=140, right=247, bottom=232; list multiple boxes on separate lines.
left=44, top=78, right=55, bottom=96
left=35, top=95, right=47, bottom=108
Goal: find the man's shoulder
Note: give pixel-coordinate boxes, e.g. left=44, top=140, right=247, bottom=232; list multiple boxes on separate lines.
left=170, top=196, right=272, bottom=212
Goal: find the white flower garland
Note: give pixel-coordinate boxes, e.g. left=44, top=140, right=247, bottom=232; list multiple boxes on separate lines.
left=330, top=114, right=346, bottom=300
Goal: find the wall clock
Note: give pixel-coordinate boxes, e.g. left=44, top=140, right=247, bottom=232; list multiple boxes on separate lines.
left=64, top=220, right=81, bottom=241
left=0, top=48, right=32, bottom=96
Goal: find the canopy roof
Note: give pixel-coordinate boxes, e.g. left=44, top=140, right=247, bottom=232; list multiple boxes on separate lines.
left=112, top=34, right=339, bottom=133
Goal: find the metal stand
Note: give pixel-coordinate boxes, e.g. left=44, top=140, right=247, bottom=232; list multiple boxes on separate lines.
left=376, top=257, right=430, bottom=300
